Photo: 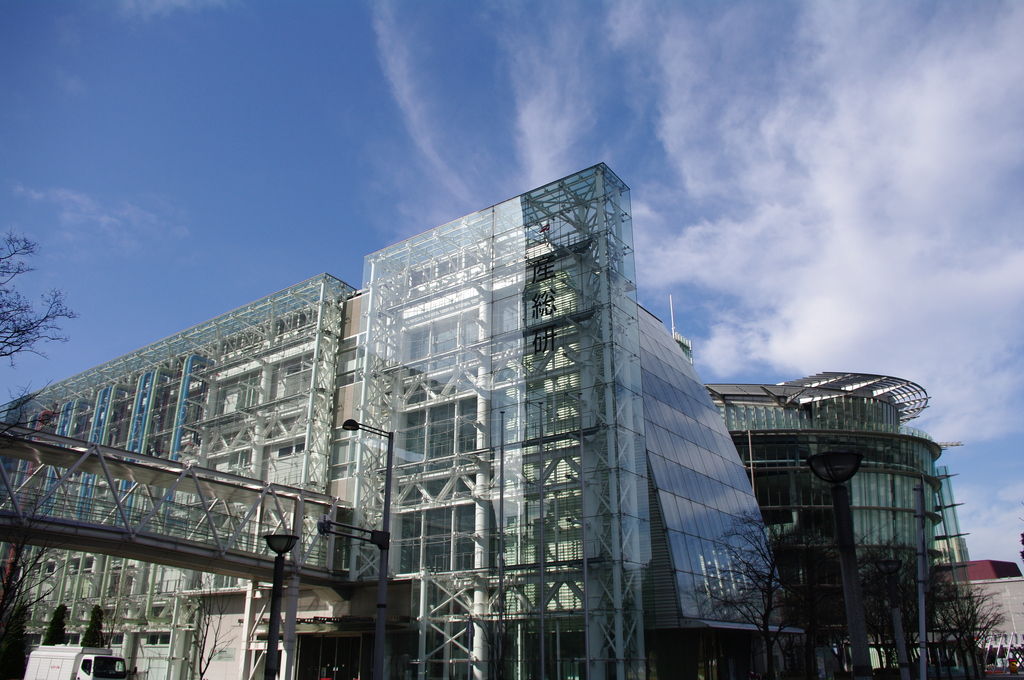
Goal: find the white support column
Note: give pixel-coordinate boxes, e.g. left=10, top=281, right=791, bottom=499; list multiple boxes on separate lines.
left=167, top=595, right=187, bottom=680
left=255, top=363, right=274, bottom=480
left=238, top=581, right=259, bottom=680
left=473, top=365, right=490, bottom=680
left=123, top=632, right=139, bottom=680
left=282, top=573, right=301, bottom=680
left=418, top=570, right=429, bottom=680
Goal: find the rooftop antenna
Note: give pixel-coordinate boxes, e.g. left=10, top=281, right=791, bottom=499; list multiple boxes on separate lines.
left=668, top=294, right=694, bottom=364
left=669, top=294, right=676, bottom=336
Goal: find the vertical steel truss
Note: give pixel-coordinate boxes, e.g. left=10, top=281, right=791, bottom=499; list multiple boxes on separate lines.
left=357, top=165, right=645, bottom=680
left=518, top=166, right=645, bottom=680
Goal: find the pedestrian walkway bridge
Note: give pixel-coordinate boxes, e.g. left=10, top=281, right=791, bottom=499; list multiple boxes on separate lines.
left=0, top=427, right=347, bottom=586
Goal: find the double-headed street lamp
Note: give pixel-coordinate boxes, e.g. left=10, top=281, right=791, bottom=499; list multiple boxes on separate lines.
left=323, top=418, right=395, bottom=680
left=807, top=450, right=872, bottom=680
left=263, top=533, right=299, bottom=680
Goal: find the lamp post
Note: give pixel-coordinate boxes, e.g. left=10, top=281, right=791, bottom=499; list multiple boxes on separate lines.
left=878, top=558, right=912, bottom=680
left=263, top=533, right=299, bottom=680
left=807, top=451, right=872, bottom=680
left=342, top=418, right=395, bottom=680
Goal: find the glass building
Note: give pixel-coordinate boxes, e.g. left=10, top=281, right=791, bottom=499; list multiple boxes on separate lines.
left=4, top=165, right=766, bottom=680
left=706, top=374, right=969, bottom=672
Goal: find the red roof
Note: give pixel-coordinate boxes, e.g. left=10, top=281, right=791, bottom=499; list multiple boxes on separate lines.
left=966, top=560, right=1022, bottom=580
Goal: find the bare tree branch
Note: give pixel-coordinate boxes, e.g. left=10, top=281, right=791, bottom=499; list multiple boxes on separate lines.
left=185, top=575, right=234, bottom=680
left=932, top=579, right=1005, bottom=679
left=0, top=526, right=57, bottom=642
left=0, top=231, right=75, bottom=366
left=705, top=512, right=791, bottom=680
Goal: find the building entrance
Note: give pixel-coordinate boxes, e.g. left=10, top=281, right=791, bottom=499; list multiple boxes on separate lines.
left=296, top=635, right=362, bottom=680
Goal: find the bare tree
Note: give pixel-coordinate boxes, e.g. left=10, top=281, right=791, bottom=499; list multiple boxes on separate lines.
left=0, top=528, right=56, bottom=642
left=775, top=530, right=842, bottom=680
left=858, top=546, right=919, bottom=674
left=0, top=231, right=75, bottom=365
left=706, top=512, right=791, bottom=680
left=185, top=576, right=234, bottom=680
left=932, top=580, right=1005, bottom=679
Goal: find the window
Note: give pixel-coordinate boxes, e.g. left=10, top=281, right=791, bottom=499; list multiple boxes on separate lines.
left=93, top=656, right=128, bottom=679
left=457, top=398, right=478, bottom=453
left=432, top=319, right=457, bottom=354
left=428, top=404, right=455, bottom=459
left=274, top=358, right=311, bottom=399
left=406, top=328, right=429, bottom=361
left=401, top=411, right=426, bottom=462
left=491, top=293, right=519, bottom=334
left=218, top=374, right=259, bottom=415
left=460, top=311, right=479, bottom=345
left=410, top=266, right=430, bottom=286
left=146, top=632, right=171, bottom=645
left=276, top=440, right=305, bottom=458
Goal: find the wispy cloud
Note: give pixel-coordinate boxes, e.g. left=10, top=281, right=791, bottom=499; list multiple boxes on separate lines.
left=55, top=70, right=86, bottom=95
left=495, top=4, right=599, bottom=188
left=954, top=474, right=1024, bottom=564
left=623, top=2, right=1024, bottom=443
left=371, top=1, right=472, bottom=204
left=12, top=184, right=189, bottom=255
left=117, top=0, right=230, bottom=21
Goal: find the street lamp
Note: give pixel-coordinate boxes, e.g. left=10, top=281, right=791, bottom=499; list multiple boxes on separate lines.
left=262, top=533, right=299, bottom=680
left=806, top=450, right=872, bottom=680
left=878, top=558, right=912, bottom=680
left=341, top=418, right=395, bottom=680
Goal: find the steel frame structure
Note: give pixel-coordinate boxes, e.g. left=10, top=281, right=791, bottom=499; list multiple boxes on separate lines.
left=357, top=165, right=646, bottom=680
left=3, top=274, right=352, bottom=680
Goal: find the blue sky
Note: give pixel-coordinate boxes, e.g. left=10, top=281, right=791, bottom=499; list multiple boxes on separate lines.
left=2, top=1, right=1023, bottom=565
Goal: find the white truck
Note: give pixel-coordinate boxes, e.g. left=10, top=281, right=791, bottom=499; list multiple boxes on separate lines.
left=23, top=646, right=127, bottom=680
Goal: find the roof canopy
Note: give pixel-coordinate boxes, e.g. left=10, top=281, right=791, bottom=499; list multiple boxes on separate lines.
left=708, top=372, right=929, bottom=423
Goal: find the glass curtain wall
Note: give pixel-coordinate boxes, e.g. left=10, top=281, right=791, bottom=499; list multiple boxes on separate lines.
left=707, top=378, right=956, bottom=667
left=356, top=164, right=648, bottom=680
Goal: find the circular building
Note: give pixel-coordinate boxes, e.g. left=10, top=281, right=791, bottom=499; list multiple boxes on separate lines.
left=706, top=373, right=967, bottom=672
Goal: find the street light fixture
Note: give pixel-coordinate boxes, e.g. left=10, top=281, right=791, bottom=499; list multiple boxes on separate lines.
left=262, top=533, right=298, bottom=680
left=806, top=450, right=872, bottom=680
left=341, top=418, right=395, bottom=680
left=807, top=450, right=863, bottom=484
left=878, top=558, right=912, bottom=680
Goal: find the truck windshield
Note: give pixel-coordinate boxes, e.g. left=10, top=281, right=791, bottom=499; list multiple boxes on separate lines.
left=93, top=657, right=128, bottom=679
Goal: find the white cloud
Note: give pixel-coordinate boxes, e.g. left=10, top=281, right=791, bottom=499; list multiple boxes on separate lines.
left=955, top=477, right=1024, bottom=566
left=495, top=4, right=599, bottom=188
left=371, top=1, right=472, bottom=204
left=117, top=0, right=230, bottom=20
left=624, top=2, right=1024, bottom=443
left=55, top=70, right=86, bottom=95
left=12, top=184, right=189, bottom=255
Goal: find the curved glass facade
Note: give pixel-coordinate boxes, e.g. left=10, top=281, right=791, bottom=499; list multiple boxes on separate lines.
left=739, top=429, right=938, bottom=548
left=707, top=377, right=966, bottom=675
left=709, top=382, right=948, bottom=550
